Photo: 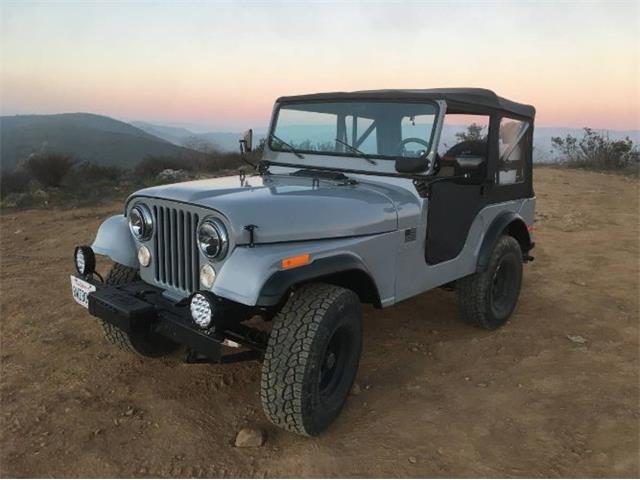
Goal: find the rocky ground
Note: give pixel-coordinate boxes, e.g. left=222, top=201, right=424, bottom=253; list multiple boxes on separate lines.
left=0, top=167, right=638, bottom=477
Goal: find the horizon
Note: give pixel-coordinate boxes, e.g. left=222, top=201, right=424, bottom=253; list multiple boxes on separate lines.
left=1, top=1, right=639, bottom=131
left=2, top=111, right=640, bottom=136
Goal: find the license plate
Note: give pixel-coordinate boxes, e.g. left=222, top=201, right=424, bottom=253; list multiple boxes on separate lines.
left=70, top=275, right=96, bottom=308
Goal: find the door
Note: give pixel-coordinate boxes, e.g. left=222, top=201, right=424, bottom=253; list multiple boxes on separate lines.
left=425, top=113, right=491, bottom=265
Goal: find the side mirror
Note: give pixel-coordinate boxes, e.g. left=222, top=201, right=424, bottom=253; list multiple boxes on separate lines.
left=395, top=156, right=429, bottom=174
left=453, top=155, right=486, bottom=181
left=240, top=129, right=253, bottom=152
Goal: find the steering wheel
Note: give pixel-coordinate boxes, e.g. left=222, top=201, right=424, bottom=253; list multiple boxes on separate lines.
left=395, top=137, right=440, bottom=174
left=396, top=137, right=430, bottom=153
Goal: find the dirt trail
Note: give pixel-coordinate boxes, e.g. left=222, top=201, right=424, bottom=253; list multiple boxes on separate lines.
left=1, top=167, right=638, bottom=478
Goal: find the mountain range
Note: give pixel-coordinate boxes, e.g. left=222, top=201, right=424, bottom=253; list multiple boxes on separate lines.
left=1, top=113, right=637, bottom=172
left=131, top=121, right=261, bottom=153
left=135, top=120, right=639, bottom=162
left=0, top=113, right=200, bottom=171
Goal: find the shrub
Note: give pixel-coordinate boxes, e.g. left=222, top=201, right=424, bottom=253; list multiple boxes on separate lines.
left=66, top=162, right=124, bottom=185
left=199, top=152, right=244, bottom=172
left=134, top=155, right=200, bottom=179
left=182, top=136, right=221, bottom=154
left=552, top=128, right=639, bottom=171
left=455, top=123, right=486, bottom=142
left=25, top=153, right=76, bottom=187
left=0, top=169, right=31, bottom=197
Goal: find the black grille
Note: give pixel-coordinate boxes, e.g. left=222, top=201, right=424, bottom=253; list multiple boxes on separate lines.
left=152, top=206, right=199, bottom=293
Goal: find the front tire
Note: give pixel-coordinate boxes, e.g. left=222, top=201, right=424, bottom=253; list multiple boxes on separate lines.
left=100, top=263, right=179, bottom=357
left=456, top=235, right=523, bottom=330
left=260, top=283, right=362, bottom=436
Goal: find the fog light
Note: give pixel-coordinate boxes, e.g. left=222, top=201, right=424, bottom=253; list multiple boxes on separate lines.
left=138, top=245, right=151, bottom=267
left=200, top=264, right=216, bottom=289
left=74, top=246, right=95, bottom=276
left=190, top=292, right=214, bottom=329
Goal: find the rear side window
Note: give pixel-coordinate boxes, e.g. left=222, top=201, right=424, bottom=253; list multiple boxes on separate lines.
left=437, top=114, right=490, bottom=177
left=498, top=118, right=529, bottom=184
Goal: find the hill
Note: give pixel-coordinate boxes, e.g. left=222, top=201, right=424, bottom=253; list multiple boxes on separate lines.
left=0, top=113, right=201, bottom=171
left=132, top=121, right=265, bottom=152
left=129, top=121, right=195, bottom=145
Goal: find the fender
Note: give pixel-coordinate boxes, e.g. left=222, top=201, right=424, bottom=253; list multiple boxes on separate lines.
left=91, top=215, right=137, bottom=268
left=257, top=254, right=380, bottom=306
left=476, top=212, right=532, bottom=272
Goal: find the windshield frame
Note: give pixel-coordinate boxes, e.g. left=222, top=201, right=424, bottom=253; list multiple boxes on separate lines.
left=267, top=98, right=441, bottom=163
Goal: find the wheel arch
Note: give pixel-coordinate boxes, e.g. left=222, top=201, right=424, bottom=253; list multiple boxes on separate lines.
left=476, top=212, right=532, bottom=272
left=92, top=215, right=137, bottom=268
left=257, top=254, right=382, bottom=308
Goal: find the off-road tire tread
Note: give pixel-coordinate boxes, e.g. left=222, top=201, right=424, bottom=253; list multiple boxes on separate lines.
left=457, top=235, right=522, bottom=330
left=100, top=263, right=140, bottom=353
left=260, top=283, right=358, bottom=436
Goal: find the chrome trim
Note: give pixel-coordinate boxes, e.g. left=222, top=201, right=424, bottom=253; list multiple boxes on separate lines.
left=129, top=203, right=153, bottom=241
left=198, top=218, right=229, bottom=259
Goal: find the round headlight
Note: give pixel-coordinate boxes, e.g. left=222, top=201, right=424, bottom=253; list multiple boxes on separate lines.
left=198, top=219, right=228, bottom=259
left=190, top=292, right=214, bottom=329
left=129, top=204, right=153, bottom=240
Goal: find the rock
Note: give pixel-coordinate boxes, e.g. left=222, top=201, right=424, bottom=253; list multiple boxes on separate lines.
left=410, top=346, right=419, bottom=352
left=477, top=382, right=488, bottom=388
left=235, top=427, right=265, bottom=447
left=571, top=280, right=587, bottom=287
left=464, top=376, right=471, bottom=381
left=124, top=408, right=135, bottom=416
left=350, top=382, right=362, bottom=396
left=408, top=456, right=417, bottom=464
left=32, top=189, right=49, bottom=203
left=567, top=334, right=587, bottom=344
left=156, top=169, right=192, bottom=183
left=93, top=428, right=102, bottom=435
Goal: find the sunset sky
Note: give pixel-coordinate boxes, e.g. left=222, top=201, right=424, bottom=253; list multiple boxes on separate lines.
left=1, top=1, right=638, bottom=131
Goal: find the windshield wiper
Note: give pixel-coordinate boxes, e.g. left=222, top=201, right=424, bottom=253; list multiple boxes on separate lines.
left=335, top=138, right=377, bottom=165
left=270, top=133, right=304, bottom=159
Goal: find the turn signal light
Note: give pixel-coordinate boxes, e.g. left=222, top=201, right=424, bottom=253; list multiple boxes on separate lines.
left=281, top=253, right=311, bottom=270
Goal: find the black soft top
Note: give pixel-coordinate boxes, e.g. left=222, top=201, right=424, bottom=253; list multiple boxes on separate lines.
left=276, top=88, right=535, bottom=119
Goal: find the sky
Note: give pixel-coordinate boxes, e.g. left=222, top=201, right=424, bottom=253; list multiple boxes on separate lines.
left=1, top=1, right=638, bottom=131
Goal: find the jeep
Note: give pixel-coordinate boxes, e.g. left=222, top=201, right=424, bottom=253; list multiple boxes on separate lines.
left=71, top=88, right=535, bottom=436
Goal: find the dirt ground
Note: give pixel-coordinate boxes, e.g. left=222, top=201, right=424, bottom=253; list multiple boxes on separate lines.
left=0, top=167, right=638, bottom=478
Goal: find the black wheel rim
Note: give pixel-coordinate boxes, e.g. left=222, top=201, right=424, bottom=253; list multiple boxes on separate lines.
left=318, top=326, right=350, bottom=399
left=490, top=255, right=518, bottom=318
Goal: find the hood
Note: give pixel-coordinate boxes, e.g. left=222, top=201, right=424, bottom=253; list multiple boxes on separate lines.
left=129, top=174, right=403, bottom=245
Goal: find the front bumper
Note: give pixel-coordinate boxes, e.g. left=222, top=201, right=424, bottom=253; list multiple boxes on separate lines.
left=77, top=276, right=267, bottom=362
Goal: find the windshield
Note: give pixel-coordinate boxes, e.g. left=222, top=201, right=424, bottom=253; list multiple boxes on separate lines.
left=270, top=101, right=438, bottom=161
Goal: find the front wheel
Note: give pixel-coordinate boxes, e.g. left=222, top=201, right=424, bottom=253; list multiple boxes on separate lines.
left=260, top=283, right=362, bottom=436
left=100, top=263, right=179, bottom=357
left=456, top=235, right=523, bottom=330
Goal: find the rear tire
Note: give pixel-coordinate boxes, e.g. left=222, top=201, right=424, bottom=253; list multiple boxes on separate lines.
left=260, top=283, right=362, bottom=436
left=100, top=263, right=179, bottom=357
left=456, top=235, right=523, bottom=330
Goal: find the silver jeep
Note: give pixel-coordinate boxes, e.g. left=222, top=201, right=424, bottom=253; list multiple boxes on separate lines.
left=71, top=88, right=535, bottom=436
